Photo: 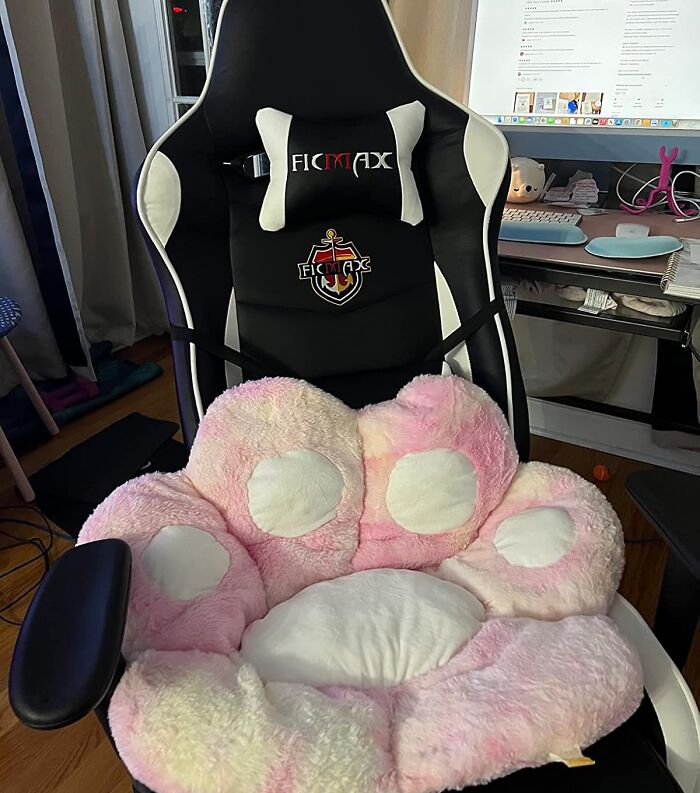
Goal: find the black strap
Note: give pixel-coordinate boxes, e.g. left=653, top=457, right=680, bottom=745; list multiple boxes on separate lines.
left=170, top=326, right=297, bottom=378
left=173, top=297, right=503, bottom=381
left=424, top=298, right=505, bottom=363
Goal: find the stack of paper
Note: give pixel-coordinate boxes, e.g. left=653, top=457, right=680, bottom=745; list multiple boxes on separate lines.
left=544, top=170, right=600, bottom=208
left=662, top=239, right=700, bottom=299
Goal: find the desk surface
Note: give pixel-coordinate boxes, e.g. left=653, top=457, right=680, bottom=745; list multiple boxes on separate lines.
left=498, top=203, right=699, bottom=278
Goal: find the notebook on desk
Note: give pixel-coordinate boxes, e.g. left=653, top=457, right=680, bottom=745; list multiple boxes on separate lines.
left=662, top=239, right=700, bottom=298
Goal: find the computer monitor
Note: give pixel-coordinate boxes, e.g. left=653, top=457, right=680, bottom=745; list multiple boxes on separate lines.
left=464, top=0, right=700, bottom=164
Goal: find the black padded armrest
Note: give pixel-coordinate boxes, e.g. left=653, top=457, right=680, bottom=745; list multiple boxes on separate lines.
left=10, top=539, right=131, bottom=729
left=626, top=469, right=700, bottom=579
left=626, top=469, right=699, bottom=667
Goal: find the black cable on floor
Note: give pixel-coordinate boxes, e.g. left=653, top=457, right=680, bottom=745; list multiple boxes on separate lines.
left=0, top=505, right=73, bottom=626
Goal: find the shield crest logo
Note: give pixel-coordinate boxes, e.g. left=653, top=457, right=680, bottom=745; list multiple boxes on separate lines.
left=298, top=229, right=372, bottom=305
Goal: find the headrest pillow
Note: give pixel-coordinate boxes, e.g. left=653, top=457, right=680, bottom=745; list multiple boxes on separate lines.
left=256, top=101, right=425, bottom=232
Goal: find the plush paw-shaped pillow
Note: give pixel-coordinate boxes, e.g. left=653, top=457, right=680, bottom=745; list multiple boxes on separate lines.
left=79, top=376, right=642, bottom=793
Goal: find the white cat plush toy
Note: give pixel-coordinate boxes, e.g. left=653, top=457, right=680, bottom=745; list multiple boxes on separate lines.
left=508, top=157, right=546, bottom=203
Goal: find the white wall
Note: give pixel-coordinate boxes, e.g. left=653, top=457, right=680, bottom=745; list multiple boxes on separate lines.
left=389, top=0, right=473, bottom=101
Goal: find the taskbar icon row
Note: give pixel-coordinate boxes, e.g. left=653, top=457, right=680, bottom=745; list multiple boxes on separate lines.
left=496, top=116, right=679, bottom=129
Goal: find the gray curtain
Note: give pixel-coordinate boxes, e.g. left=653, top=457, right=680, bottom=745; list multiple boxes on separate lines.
left=0, top=155, right=69, bottom=392
left=203, top=0, right=225, bottom=46
left=0, top=0, right=166, bottom=392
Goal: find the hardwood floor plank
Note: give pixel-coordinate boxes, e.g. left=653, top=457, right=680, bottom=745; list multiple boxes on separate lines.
left=8, top=718, right=104, bottom=793
left=0, top=337, right=696, bottom=793
left=51, top=728, right=127, bottom=793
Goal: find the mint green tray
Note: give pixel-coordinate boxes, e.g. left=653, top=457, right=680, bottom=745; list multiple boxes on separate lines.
left=585, top=236, right=683, bottom=259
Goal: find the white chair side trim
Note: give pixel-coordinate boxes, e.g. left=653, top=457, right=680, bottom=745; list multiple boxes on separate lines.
left=135, top=0, right=236, bottom=421
left=610, top=595, right=700, bottom=793
left=463, top=116, right=514, bottom=432
left=463, top=114, right=509, bottom=210
left=434, top=262, right=471, bottom=380
left=142, top=152, right=182, bottom=246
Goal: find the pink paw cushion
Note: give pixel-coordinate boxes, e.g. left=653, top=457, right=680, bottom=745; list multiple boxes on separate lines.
left=78, top=375, right=642, bottom=793
left=355, top=375, right=519, bottom=571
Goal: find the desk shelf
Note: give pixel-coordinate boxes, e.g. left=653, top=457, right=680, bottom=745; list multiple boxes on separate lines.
left=515, top=292, right=690, bottom=342
left=500, top=257, right=676, bottom=301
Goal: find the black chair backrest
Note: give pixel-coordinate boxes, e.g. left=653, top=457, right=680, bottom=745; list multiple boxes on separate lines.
left=135, top=0, right=529, bottom=458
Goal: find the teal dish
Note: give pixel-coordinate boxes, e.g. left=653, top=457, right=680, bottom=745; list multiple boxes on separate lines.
left=499, top=221, right=588, bottom=246
left=585, top=236, right=683, bottom=259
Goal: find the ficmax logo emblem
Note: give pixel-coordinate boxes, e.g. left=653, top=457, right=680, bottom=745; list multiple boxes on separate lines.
left=298, top=229, right=371, bottom=305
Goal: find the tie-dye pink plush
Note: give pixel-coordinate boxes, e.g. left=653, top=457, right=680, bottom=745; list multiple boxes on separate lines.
left=77, top=375, right=643, bottom=793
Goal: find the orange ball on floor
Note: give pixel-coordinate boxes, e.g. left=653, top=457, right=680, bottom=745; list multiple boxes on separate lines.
left=593, top=464, right=611, bottom=482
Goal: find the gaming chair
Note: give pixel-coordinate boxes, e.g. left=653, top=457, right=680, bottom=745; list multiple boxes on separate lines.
left=135, top=0, right=529, bottom=455
left=8, top=2, right=699, bottom=792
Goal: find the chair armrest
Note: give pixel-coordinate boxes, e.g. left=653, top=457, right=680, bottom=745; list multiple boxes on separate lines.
left=625, top=469, right=700, bottom=579
left=9, top=539, right=131, bottom=729
left=626, top=469, right=700, bottom=668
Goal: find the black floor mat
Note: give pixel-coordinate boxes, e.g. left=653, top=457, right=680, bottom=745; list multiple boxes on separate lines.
left=30, top=413, right=188, bottom=537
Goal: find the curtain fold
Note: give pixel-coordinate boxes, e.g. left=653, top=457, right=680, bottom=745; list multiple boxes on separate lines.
left=0, top=9, right=92, bottom=396
left=0, top=0, right=166, bottom=389
left=0, top=154, right=68, bottom=391
left=203, top=0, right=225, bottom=47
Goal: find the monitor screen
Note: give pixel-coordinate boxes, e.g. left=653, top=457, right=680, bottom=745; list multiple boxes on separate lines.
left=466, top=0, right=700, bottom=133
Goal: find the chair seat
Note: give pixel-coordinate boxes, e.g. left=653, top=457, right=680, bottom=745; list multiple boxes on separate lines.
left=0, top=296, right=21, bottom=338
left=471, top=701, right=681, bottom=793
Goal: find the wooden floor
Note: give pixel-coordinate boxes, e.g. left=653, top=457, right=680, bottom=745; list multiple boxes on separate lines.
left=0, top=335, right=697, bottom=793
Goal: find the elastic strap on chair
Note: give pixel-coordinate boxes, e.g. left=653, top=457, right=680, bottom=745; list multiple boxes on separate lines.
left=169, top=326, right=297, bottom=378
left=173, top=298, right=504, bottom=381
left=424, top=298, right=505, bottom=363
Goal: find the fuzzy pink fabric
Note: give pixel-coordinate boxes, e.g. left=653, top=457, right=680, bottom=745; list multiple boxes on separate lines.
left=354, top=375, right=518, bottom=571
left=109, top=616, right=641, bottom=793
left=185, top=378, right=363, bottom=606
left=389, top=615, right=641, bottom=791
left=110, top=649, right=397, bottom=793
left=434, top=462, right=625, bottom=619
left=79, top=473, right=266, bottom=660
left=72, top=374, right=643, bottom=793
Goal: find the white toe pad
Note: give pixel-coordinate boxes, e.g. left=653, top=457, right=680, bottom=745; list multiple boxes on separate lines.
left=493, top=507, right=575, bottom=568
left=247, top=449, right=345, bottom=538
left=386, top=449, right=477, bottom=534
left=143, top=525, right=231, bottom=601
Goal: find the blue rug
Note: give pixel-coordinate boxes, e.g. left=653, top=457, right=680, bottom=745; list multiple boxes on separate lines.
left=0, top=342, right=162, bottom=448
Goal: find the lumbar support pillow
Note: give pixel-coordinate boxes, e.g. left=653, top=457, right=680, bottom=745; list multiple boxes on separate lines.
left=256, top=101, right=426, bottom=231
